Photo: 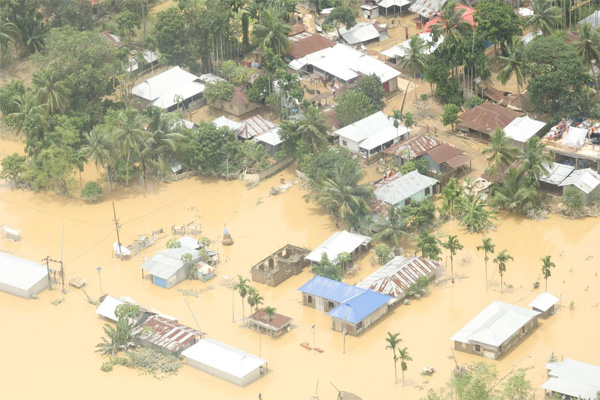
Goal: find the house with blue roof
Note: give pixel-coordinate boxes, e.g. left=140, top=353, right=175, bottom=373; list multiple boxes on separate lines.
left=298, top=275, right=393, bottom=336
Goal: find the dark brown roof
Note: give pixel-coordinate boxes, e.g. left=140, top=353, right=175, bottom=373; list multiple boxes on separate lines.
left=289, top=23, right=306, bottom=36
left=132, top=315, right=201, bottom=353
left=445, top=153, right=473, bottom=169
left=249, top=309, right=293, bottom=329
left=100, top=30, right=124, bottom=48
left=457, top=102, right=521, bottom=135
left=383, top=135, right=442, bottom=158
left=288, top=34, right=336, bottom=59
left=426, top=143, right=465, bottom=165
left=483, top=83, right=534, bottom=112
left=230, top=87, right=250, bottom=107
left=324, top=109, right=341, bottom=135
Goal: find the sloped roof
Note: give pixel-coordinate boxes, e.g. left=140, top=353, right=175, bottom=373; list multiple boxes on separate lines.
left=356, top=256, right=440, bottom=297
left=289, top=34, right=336, bottom=59
left=254, top=128, right=282, bottom=146
left=374, top=170, right=438, bottom=206
left=426, top=142, right=465, bottom=165
left=559, top=168, right=600, bottom=194
left=457, top=102, right=521, bottom=134
left=132, top=315, right=201, bottom=353
left=249, top=309, right=293, bottom=330
left=540, top=162, right=574, bottom=185
left=528, top=292, right=559, bottom=312
left=383, top=135, right=441, bottom=158
left=451, top=301, right=540, bottom=347
left=100, top=30, right=123, bottom=48
left=381, top=32, right=442, bottom=58
left=298, top=275, right=365, bottom=304
left=503, top=116, right=546, bottom=143
left=578, top=10, right=600, bottom=27
left=305, top=231, right=372, bottom=264
left=378, top=0, right=410, bottom=8
left=423, top=4, right=475, bottom=33
left=0, top=252, right=47, bottom=291
left=335, top=112, right=411, bottom=148
left=213, top=115, right=243, bottom=131
left=327, top=290, right=392, bottom=324
left=230, top=87, right=250, bottom=107
left=131, top=66, right=205, bottom=110
left=141, top=247, right=200, bottom=280
left=238, top=115, right=278, bottom=139
left=409, top=0, right=448, bottom=18
left=339, top=22, right=380, bottom=45
left=541, top=359, right=600, bottom=400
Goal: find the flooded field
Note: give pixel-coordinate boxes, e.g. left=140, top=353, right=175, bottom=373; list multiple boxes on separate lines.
left=0, top=135, right=599, bottom=400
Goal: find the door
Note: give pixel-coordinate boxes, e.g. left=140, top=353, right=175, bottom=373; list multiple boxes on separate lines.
left=383, top=81, right=390, bottom=93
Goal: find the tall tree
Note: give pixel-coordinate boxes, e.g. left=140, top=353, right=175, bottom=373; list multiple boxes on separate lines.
left=388, top=110, right=404, bottom=142
left=524, top=0, right=560, bottom=36
left=5, top=92, right=49, bottom=151
left=234, top=275, right=250, bottom=325
left=401, top=35, right=428, bottom=100
left=576, top=23, right=600, bottom=89
left=540, top=255, right=556, bottom=292
left=489, top=167, right=540, bottom=214
left=252, top=6, right=291, bottom=55
left=80, top=126, right=114, bottom=193
left=474, top=0, right=522, bottom=55
left=476, top=238, right=495, bottom=288
left=518, top=135, right=553, bottom=185
left=355, top=74, right=385, bottom=110
left=372, top=206, right=408, bottom=248
left=296, top=105, right=328, bottom=153
left=32, top=67, right=71, bottom=114
left=0, top=19, right=21, bottom=54
left=385, top=332, right=402, bottom=385
left=325, top=4, right=357, bottom=39
left=335, top=90, right=377, bottom=126
left=493, top=249, right=513, bottom=294
left=263, top=306, right=276, bottom=328
left=481, top=128, right=518, bottom=172
left=431, top=1, right=473, bottom=49
left=457, top=195, right=497, bottom=233
left=497, top=37, right=527, bottom=112
left=440, top=177, right=463, bottom=218
left=109, top=109, right=149, bottom=185
left=416, top=232, right=442, bottom=261
left=441, top=235, right=463, bottom=284
left=247, top=287, right=264, bottom=316
left=398, top=346, right=412, bottom=387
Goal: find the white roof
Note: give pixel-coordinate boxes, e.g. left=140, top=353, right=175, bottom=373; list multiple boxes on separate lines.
left=293, top=44, right=400, bottom=83
left=374, top=170, right=438, bottom=206
left=96, top=296, right=125, bottom=322
left=131, top=66, right=205, bottom=110
left=141, top=247, right=200, bottom=280
left=518, top=7, right=534, bottom=17
left=213, top=116, right=242, bottom=131
left=503, top=116, right=546, bottom=143
left=0, top=252, right=47, bottom=291
left=528, top=292, right=559, bottom=312
left=199, top=73, right=226, bottom=84
left=182, top=339, right=267, bottom=379
left=306, top=231, right=372, bottom=263
left=378, top=0, right=410, bottom=8
left=113, top=242, right=131, bottom=256
left=451, top=301, right=540, bottom=347
left=360, top=125, right=409, bottom=151
left=409, top=0, right=447, bottom=18
left=578, top=10, right=600, bottom=27
left=335, top=111, right=395, bottom=143
left=381, top=33, right=442, bottom=58
left=559, top=168, right=600, bottom=194
left=563, top=126, right=587, bottom=147
left=339, top=22, right=380, bottom=45
left=178, top=236, right=199, bottom=250
left=541, top=359, right=600, bottom=400
left=540, top=162, right=575, bottom=185
left=254, top=128, right=282, bottom=146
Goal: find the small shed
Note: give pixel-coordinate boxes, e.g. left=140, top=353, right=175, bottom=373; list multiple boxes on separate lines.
left=1, top=226, right=21, bottom=241
left=248, top=308, right=293, bottom=337
left=96, top=295, right=172, bottom=324
left=373, top=170, right=438, bottom=208
left=539, top=162, right=575, bottom=193
left=339, top=22, right=383, bottom=46
left=182, top=339, right=268, bottom=386
left=251, top=244, right=310, bottom=287
left=305, top=231, right=372, bottom=265
left=208, top=87, right=259, bottom=118
left=196, top=261, right=216, bottom=282
left=528, top=292, right=559, bottom=318
left=360, top=4, right=379, bottom=19
left=0, top=252, right=48, bottom=299
left=559, top=168, right=600, bottom=205
left=423, top=143, right=473, bottom=174
left=254, top=128, right=283, bottom=156
left=141, top=247, right=201, bottom=289
left=238, top=115, right=278, bottom=140
left=327, top=290, right=392, bottom=336
left=132, top=315, right=202, bottom=355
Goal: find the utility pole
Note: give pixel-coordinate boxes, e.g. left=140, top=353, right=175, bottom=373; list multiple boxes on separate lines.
left=112, top=202, right=123, bottom=260
left=59, top=260, right=65, bottom=293
left=43, top=257, right=65, bottom=293
left=42, top=256, right=52, bottom=290
left=312, top=324, right=316, bottom=357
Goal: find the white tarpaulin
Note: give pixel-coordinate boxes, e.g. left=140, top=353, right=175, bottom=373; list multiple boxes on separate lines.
left=563, top=126, right=587, bottom=147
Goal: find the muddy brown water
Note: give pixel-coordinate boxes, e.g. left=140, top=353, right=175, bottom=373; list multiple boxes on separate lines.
left=0, top=136, right=599, bottom=400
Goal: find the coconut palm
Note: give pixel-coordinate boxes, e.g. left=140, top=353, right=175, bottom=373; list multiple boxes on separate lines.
left=252, top=6, right=291, bottom=55
left=80, top=126, right=115, bottom=193
left=481, top=128, right=519, bottom=172
left=577, top=23, right=600, bottom=89
left=398, top=346, right=412, bottom=387
left=0, top=20, right=21, bottom=54
left=493, top=249, right=513, bottom=293
left=263, top=306, right=276, bottom=326
left=476, top=238, right=495, bottom=288
left=385, top=332, right=402, bottom=384
left=489, top=168, right=540, bottom=214
left=416, top=231, right=442, bottom=261
left=372, top=206, right=408, bottom=248
left=140, top=108, right=185, bottom=181
left=110, top=109, right=149, bottom=185
left=247, top=288, right=264, bottom=316
left=234, top=275, right=250, bottom=324
left=457, top=195, right=497, bottom=233
left=525, top=0, right=560, bottom=36
left=388, top=110, right=405, bottom=141
left=442, top=235, right=463, bottom=284
left=541, top=255, right=556, bottom=292
left=401, top=35, right=428, bottom=100
left=431, top=1, right=473, bottom=49
left=440, top=177, right=463, bottom=218
left=5, top=92, right=49, bottom=141
left=518, top=136, right=553, bottom=185
left=297, top=105, right=328, bottom=153
left=498, top=37, right=527, bottom=112
left=32, top=68, right=71, bottom=114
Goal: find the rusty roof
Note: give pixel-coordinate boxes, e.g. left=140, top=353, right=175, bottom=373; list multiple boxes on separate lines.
left=484, top=84, right=534, bottom=112
left=288, top=34, right=336, bottom=59
left=100, top=30, right=124, bottom=48
left=457, top=102, right=521, bottom=135
left=132, top=315, right=201, bottom=353
left=249, top=309, right=293, bottom=330
left=426, top=142, right=466, bottom=165
left=289, top=23, right=306, bottom=37
left=383, top=135, right=441, bottom=158
left=230, top=87, right=250, bottom=108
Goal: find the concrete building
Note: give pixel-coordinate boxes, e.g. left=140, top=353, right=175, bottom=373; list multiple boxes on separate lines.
left=182, top=339, right=268, bottom=386
left=528, top=292, right=560, bottom=318
left=541, top=359, right=600, bottom=400
left=141, top=247, right=201, bottom=289
left=451, top=301, right=540, bottom=360
left=305, top=231, right=372, bottom=265
left=248, top=308, right=293, bottom=337
left=373, top=170, right=438, bottom=208
left=559, top=168, right=600, bottom=205
left=251, top=244, right=310, bottom=287
left=0, top=252, right=48, bottom=299
left=132, top=315, right=202, bottom=355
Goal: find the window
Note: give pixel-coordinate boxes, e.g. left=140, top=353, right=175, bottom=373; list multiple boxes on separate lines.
left=475, top=345, right=481, bottom=352
left=307, top=295, right=313, bottom=304
left=521, top=327, right=526, bottom=334
left=342, top=140, right=347, bottom=146
left=425, top=187, right=431, bottom=196
left=328, top=301, right=334, bottom=310
left=356, top=321, right=363, bottom=330
left=405, top=198, right=412, bottom=206
left=461, top=342, right=467, bottom=349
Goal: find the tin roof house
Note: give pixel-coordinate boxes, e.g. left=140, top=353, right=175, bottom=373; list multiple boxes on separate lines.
left=248, top=308, right=293, bottom=337
left=541, top=359, right=600, bottom=400
left=0, top=252, right=48, bottom=299
left=528, top=292, right=560, bottom=318
left=141, top=247, right=201, bottom=289
left=451, top=301, right=540, bottom=360
left=457, top=102, right=521, bottom=138
left=305, top=231, right=372, bottom=265
left=559, top=168, right=600, bottom=205
left=132, top=315, right=202, bottom=355
left=383, top=135, right=442, bottom=166
left=373, top=170, right=438, bottom=208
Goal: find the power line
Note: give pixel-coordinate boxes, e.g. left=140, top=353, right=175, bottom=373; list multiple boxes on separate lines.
left=64, top=229, right=114, bottom=266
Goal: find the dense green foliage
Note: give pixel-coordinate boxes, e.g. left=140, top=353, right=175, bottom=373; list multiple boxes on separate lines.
left=312, top=253, right=342, bottom=281
left=335, top=90, right=378, bottom=126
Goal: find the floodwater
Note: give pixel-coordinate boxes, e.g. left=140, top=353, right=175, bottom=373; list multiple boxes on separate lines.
left=0, top=136, right=599, bottom=400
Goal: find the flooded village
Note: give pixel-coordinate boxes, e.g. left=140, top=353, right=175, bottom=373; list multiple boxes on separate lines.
left=1, top=0, right=600, bottom=400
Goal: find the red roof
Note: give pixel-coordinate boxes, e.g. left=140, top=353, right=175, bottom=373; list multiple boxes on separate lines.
left=230, top=87, right=250, bottom=107
left=249, top=309, right=293, bottom=330
left=383, top=135, right=442, bottom=158
left=288, top=34, right=336, bottom=59
left=423, top=5, right=476, bottom=33
left=132, top=315, right=202, bottom=353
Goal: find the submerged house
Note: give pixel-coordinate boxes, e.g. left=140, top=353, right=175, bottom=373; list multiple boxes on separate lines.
left=299, top=275, right=365, bottom=312
left=539, top=162, right=575, bottom=193
left=182, top=339, right=268, bottom=386
left=374, top=170, right=438, bottom=208
left=528, top=292, right=560, bottom=318
left=96, top=295, right=164, bottom=324
left=0, top=252, right=48, bottom=299
left=141, top=247, right=201, bottom=289
left=559, top=168, right=600, bottom=205
left=305, top=231, right=372, bottom=265
left=251, top=244, right=310, bottom=287
left=248, top=308, right=293, bottom=337
left=541, top=359, right=600, bottom=400
left=422, top=142, right=473, bottom=181
left=132, top=315, right=202, bottom=355
left=383, top=135, right=442, bottom=166
left=451, top=301, right=540, bottom=360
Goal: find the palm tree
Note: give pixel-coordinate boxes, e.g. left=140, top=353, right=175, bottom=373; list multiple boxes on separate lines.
left=457, top=195, right=497, bottom=233
left=525, top=0, right=560, bottom=36
left=140, top=108, right=184, bottom=182
left=388, top=109, right=405, bottom=142
left=398, top=346, right=412, bottom=387
left=518, top=136, right=553, bottom=185
left=401, top=35, right=428, bottom=100
left=577, top=23, right=600, bottom=89
left=251, top=6, right=291, bottom=55
left=80, top=126, right=114, bottom=193
left=404, top=112, right=415, bottom=129
left=310, top=162, right=373, bottom=228
left=234, top=275, right=250, bottom=324
left=297, top=105, right=328, bottom=154
left=5, top=92, right=49, bottom=150
left=541, top=255, right=556, bottom=292
left=372, top=206, right=408, bottom=248
left=247, top=288, right=264, bottom=316
left=32, top=68, right=71, bottom=114
left=489, top=168, right=540, bottom=214
left=440, top=177, right=463, bottom=218
left=0, top=20, right=21, bottom=54
left=498, top=37, right=527, bottom=112
left=431, top=1, right=473, bottom=49
left=493, top=249, right=513, bottom=294
left=481, top=128, right=518, bottom=172
left=416, top=232, right=442, bottom=261
left=476, top=238, right=495, bottom=288
left=110, top=109, right=149, bottom=185
left=385, top=332, right=402, bottom=384
left=441, top=235, right=463, bottom=284
left=263, top=306, right=276, bottom=327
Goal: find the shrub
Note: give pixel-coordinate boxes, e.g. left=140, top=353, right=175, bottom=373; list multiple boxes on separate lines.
left=375, top=244, right=394, bottom=264
left=166, top=238, right=181, bottom=248
left=562, top=186, right=584, bottom=215
left=81, top=182, right=104, bottom=202
left=101, top=362, right=113, bottom=372
left=0, top=153, right=27, bottom=185
left=464, top=96, right=483, bottom=109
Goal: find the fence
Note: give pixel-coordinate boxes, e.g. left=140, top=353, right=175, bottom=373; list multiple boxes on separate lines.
left=244, top=158, right=294, bottom=183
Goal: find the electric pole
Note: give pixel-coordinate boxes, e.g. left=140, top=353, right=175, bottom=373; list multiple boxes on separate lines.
left=43, top=256, right=65, bottom=293
left=112, top=201, right=123, bottom=259
left=42, top=256, right=52, bottom=290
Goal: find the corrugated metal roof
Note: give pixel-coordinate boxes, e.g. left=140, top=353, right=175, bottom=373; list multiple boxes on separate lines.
left=131, top=66, right=205, bottom=110
left=356, top=256, right=440, bottom=297
left=378, top=0, right=410, bottom=8
left=457, top=102, right=521, bottom=134
left=327, top=290, right=392, bottom=324
left=425, top=143, right=465, bottom=165
left=541, top=359, right=600, bottom=399
left=249, top=309, right=293, bottom=330
left=254, top=128, right=282, bottom=146
left=0, top=252, right=47, bottom=291
left=384, top=135, right=441, bottom=158
left=559, top=168, right=600, bottom=194
left=238, top=115, right=278, bottom=139
left=335, top=111, right=398, bottom=144
left=339, top=22, right=380, bottom=45
left=132, top=315, right=201, bottom=353
left=213, top=115, right=243, bottom=131
left=374, top=170, right=438, bottom=206
left=298, top=275, right=365, bottom=304
left=141, top=247, right=200, bottom=280
left=451, top=301, right=540, bottom=347
left=540, top=162, right=574, bottom=185
left=288, top=34, right=335, bottom=59
left=528, top=292, right=559, bottom=312
left=305, top=231, right=372, bottom=263
left=409, top=0, right=448, bottom=18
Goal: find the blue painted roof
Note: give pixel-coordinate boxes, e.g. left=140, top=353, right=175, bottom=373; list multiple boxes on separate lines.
left=297, top=275, right=365, bottom=304
left=327, top=290, right=393, bottom=324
